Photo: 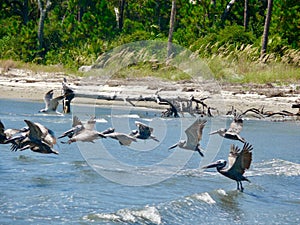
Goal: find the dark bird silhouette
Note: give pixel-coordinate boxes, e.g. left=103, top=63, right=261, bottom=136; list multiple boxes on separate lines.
left=202, top=142, right=253, bottom=192
left=61, top=78, right=75, bottom=114
left=168, top=118, right=207, bottom=157
left=130, top=121, right=159, bottom=142
left=39, top=90, right=64, bottom=114
left=7, top=120, right=58, bottom=154
left=209, top=114, right=245, bottom=143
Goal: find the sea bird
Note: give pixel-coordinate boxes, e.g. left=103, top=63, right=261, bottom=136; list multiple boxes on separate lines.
left=202, top=142, right=253, bottom=192
left=7, top=120, right=58, bottom=154
left=130, top=121, right=159, bottom=142
left=168, top=118, right=207, bottom=157
left=39, top=89, right=64, bottom=114
left=209, top=114, right=245, bottom=143
left=0, top=120, right=23, bottom=144
left=59, top=116, right=106, bottom=144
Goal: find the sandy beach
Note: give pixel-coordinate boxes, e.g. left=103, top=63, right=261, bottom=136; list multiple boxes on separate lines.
left=0, top=67, right=299, bottom=116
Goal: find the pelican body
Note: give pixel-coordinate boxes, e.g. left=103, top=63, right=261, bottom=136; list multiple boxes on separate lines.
left=168, top=118, right=207, bottom=157
left=202, top=142, right=253, bottom=191
left=130, top=121, right=159, bottom=142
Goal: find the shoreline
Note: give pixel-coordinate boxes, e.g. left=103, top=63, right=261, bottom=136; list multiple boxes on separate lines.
left=1, top=68, right=299, bottom=117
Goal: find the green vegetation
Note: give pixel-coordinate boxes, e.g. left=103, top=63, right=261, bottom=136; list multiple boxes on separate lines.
left=0, top=0, right=299, bottom=84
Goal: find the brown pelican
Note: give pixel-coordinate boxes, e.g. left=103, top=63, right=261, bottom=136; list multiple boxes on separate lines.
left=209, top=114, right=245, bottom=143
left=105, top=132, right=137, bottom=146
left=39, top=90, right=64, bottom=114
left=59, top=116, right=106, bottom=144
left=61, top=78, right=75, bottom=114
left=8, top=120, right=58, bottom=154
left=0, top=120, right=23, bottom=144
left=58, top=115, right=84, bottom=139
left=168, top=118, right=207, bottom=157
left=202, top=142, right=253, bottom=192
left=130, top=121, right=159, bottom=142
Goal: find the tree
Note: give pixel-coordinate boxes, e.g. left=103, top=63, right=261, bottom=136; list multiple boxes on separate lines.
left=37, top=0, right=52, bottom=51
left=117, top=0, right=126, bottom=30
left=167, top=0, right=176, bottom=59
left=243, top=0, right=248, bottom=31
left=260, top=0, right=273, bottom=61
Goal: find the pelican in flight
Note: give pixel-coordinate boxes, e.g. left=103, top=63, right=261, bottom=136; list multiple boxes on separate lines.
left=168, top=118, right=207, bottom=157
left=59, top=116, right=106, bottom=144
left=209, top=114, right=245, bottom=143
left=130, top=121, right=159, bottom=142
left=39, top=90, right=64, bottom=114
left=105, top=132, right=137, bottom=146
left=0, top=120, right=23, bottom=144
left=202, top=142, right=253, bottom=192
left=7, top=120, right=58, bottom=154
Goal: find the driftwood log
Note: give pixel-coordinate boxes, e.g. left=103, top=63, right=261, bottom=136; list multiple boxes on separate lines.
left=74, top=91, right=213, bottom=118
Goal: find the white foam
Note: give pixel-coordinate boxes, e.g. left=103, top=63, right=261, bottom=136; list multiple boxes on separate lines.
left=252, top=159, right=300, bottom=177
left=95, top=118, right=107, bottom=123
left=83, top=206, right=162, bottom=224
left=109, top=114, right=140, bottom=118
left=216, top=189, right=228, bottom=196
left=194, top=192, right=216, bottom=204
left=130, top=206, right=162, bottom=224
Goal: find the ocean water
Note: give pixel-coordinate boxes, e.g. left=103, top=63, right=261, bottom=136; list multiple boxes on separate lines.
left=0, top=99, right=299, bottom=224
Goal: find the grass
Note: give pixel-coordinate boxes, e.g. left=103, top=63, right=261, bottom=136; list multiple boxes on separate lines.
left=0, top=59, right=83, bottom=76
left=1, top=43, right=299, bottom=85
left=111, top=62, right=192, bottom=81
left=204, top=44, right=300, bottom=85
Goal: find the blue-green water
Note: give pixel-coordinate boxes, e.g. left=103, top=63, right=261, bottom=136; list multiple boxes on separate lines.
left=0, top=99, right=299, bottom=224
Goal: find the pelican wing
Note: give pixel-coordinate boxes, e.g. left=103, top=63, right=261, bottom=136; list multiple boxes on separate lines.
left=49, top=95, right=64, bottom=111
left=24, top=120, right=43, bottom=141
left=84, top=117, right=96, bottom=130
left=227, top=143, right=253, bottom=175
left=227, top=115, right=243, bottom=134
left=72, top=116, right=83, bottom=127
left=0, top=120, right=5, bottom=134
left=105, top=132, right=137, bottom=146
left=34, top=122, right=56, bottom=146
left=44, top=90, right=54, bottom=109
left=185, top=118, right=207, bottom=147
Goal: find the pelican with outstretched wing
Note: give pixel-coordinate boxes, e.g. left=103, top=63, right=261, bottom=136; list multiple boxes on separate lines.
left=39, top=90, right=64, bottom=114
left=130, top=121, right=159, bottom=142
left=168, top=118, right=207, bottom=157
left=202, top=142, right=253, bottom=191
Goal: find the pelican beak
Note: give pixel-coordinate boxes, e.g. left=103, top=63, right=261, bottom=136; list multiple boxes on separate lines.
left=202, top=161, right=219, bottom=169
left=168, top=143, right=178, bottom=150
left=209, top=130, right=218, bottom=135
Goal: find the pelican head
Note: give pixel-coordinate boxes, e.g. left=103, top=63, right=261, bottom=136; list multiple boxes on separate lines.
left=209, top=128, right=227, bottom=136
left=130, top=129, right=138, bottom=136
left=202, top=159, right=227, bottom=170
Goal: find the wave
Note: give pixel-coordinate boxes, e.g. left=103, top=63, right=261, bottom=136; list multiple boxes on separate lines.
left=108, top=114, right=140, bottom=119
left=250, top=159, right=300, bottom=177
left=83, top=205, right=162, bottom=224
